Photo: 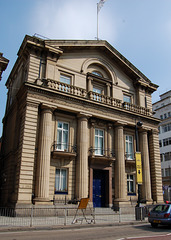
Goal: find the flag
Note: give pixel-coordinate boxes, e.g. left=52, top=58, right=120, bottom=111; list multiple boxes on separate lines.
left=97, top=0, right=107, bottom=13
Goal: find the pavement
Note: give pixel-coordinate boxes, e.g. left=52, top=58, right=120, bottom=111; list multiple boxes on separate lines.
left=0, top=219, right=149, bottom=232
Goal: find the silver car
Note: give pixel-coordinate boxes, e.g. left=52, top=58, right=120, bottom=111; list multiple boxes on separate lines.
left=148, top=204, right=171, bottom=227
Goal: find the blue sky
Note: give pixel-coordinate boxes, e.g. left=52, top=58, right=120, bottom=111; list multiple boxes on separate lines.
left=0, top=0, right=171, bottom=136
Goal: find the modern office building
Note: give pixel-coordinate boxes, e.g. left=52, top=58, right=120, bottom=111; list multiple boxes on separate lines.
left=0, top=35, right=163, bottom=209
left=153, top=91, right=171, bottom=200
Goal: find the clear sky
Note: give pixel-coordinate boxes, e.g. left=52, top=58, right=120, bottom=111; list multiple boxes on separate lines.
left=0, top=0, right=171, bottom=136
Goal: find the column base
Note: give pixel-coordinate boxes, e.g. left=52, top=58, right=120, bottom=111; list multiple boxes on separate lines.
left=34, top=197, right=53, bottom=205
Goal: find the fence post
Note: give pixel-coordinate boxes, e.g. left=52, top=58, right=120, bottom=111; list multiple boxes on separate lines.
left=30, top=205, right=33, bottom=227
left=119, top=207, right=121, bottom=223
left=64, top=208, right=67, bottom=226
left=93, top=208, right=95, bottom=224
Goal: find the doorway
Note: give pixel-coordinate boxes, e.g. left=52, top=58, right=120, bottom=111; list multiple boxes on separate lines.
left=93, top=169, right=108, bottom=207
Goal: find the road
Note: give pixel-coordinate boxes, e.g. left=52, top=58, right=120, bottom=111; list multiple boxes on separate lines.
left=0, top=224, right=170, bottom=240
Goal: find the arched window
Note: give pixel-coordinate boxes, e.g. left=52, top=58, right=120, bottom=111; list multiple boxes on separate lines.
left=92, top=71, right=103, bottom=77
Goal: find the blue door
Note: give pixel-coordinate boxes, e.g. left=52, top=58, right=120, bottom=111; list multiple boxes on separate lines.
left=93, top=170, right=106, bottom=207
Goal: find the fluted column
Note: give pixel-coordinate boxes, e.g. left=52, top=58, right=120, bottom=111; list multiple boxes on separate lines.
left=35, top=107, right=52, bottom=204
left=139, top=130, right=152, bottom=203
left=114, top=125, right=127, bottom=202
left=76, top=114, right=89, bottom=199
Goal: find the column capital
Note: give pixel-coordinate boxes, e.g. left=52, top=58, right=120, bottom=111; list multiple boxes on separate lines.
left=114, top=121, right=127, bottom=128
left=151, top=128, right=159, bottom=135
left=77, top=112, right=92, bottom=119
left=40, top=104, right=57, bottom=113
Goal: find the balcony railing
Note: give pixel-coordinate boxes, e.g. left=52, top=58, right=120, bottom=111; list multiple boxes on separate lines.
left=37, top=78, right=152, bottom=117
left=89, top=147, right=115, bottom=158
left=52, top=142, right=77, bottom=155
left=43, top=79, right=87, bottom=98
left=125, top=153, right=135, bottom=161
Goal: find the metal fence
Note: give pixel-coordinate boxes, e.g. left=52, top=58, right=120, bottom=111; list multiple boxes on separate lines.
left=0, top=206, right=148, bottom=228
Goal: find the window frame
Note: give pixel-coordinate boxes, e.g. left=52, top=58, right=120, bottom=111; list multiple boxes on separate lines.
left=123, top=94, right=132, bottom=104
left=57, top=121, right=69, bottom=151
left=54, top=168, right=68, bottom=194
left=125, top=135, right=134, bottom=160
left=95, top=128, right=104, bottom=156
left=127, top=174, right=136, bottom=195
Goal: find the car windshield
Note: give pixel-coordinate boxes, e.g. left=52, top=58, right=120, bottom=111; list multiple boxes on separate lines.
left=152, top=205, right=170, bottom=213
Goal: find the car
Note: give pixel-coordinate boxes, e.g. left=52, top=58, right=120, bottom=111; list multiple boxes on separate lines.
left=148, top=204, right=171, bottom=227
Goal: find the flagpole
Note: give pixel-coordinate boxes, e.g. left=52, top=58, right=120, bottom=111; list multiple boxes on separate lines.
left=97, top=3, right=99, bottom=40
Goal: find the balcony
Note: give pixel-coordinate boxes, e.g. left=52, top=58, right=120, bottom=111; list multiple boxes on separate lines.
left=51, top=142, right=77, bottom=159
left=36, top=78, right=152, bottom=117
left=125, top=153, right=136, bottom=165
left=89, top=147, right=115, bottom=164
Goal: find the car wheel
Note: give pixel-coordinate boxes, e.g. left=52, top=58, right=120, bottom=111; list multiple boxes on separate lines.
left=151, top=223, right=158, bottom=228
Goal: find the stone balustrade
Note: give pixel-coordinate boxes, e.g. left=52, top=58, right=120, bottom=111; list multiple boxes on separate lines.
left=38, top=78, right=152, bottom=117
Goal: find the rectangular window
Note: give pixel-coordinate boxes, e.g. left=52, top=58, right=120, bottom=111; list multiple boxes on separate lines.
left=163, top=137, right=171, bottom=147
left=127, top=174, right=135, bottom=194
left=60, top=74, right=71, bottom=84
left=164, top=113, right=167, bottom=119
left=59, top=74, right=71, bottom=92
left=159, top=140, right=162, bottom=147
left=162, top=123, right=171, bottom=133
left=123, top=95, right=131, bottom=103
left=57, top=122, right=69, bottom=151
left=160, top=154, right=163, bottom=162
left=55, top=169, right=67, bottom=193
left=125, top=135, right=134, bottom=160
left=165, top=168, right=171, bottom=177
left=95, top=128, right=104, bottom=155
left=168, top=112, right=171, bottom=117
left=164, top=152, right=171, bottom=161
left=160, top=115, right=163, bottom=120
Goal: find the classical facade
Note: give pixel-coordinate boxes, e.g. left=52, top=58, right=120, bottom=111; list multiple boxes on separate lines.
left=0, top=35, right=163, bottom=208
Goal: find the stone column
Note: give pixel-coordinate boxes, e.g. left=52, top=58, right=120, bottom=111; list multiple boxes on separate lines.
left=149, top=129, right=163, bottom=203
left=76, top=114, right=89, bottom=199
left=88, top=76, right=93, bottom=92
left=106, top=83, right=111, bottom=97
left=34, top=106, right=53, bottom=204
left=139, top=130, right=152, bottom=203
left=114, top=124, right=127, bottom=202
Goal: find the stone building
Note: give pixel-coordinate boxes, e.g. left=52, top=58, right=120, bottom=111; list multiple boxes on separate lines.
left=0, top=35, right=163, bottom=209
left=0, top=52, right=9, bottom=81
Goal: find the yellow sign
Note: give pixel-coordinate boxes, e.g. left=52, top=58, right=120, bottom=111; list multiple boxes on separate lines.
left=135, top=152, right=143, bottom=184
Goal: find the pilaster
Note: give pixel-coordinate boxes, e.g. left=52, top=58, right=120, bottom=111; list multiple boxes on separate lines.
left=149, top=129, right=163, bottom=203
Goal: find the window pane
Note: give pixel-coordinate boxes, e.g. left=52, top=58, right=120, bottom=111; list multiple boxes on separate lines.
left=63, top=123, right=68, bottom=130
left=55, top=169, right=60, bottom=191
left=57, top=130, right=62, bottom=149
left=58, top=122, right=62, bottom=128
left=55, top=169, right=67, bottom=192
left=60, top=75, right=70, bottom=84
left=61, top=170, right=67, bottom=191
left=124, top=95, right=131, bottom=103
left=93, top=87, right=102, bottom=94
